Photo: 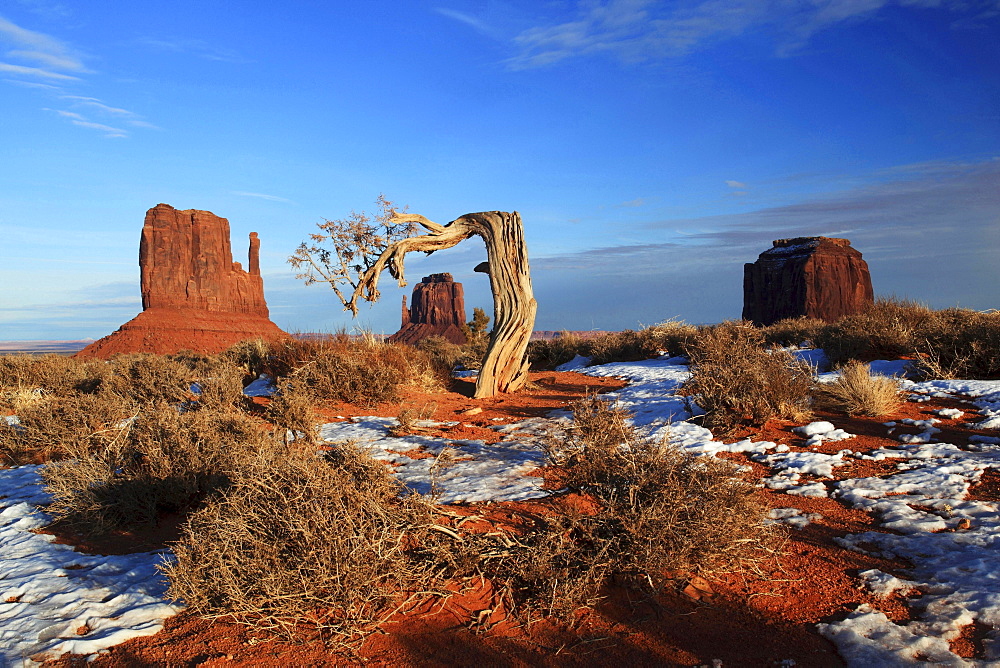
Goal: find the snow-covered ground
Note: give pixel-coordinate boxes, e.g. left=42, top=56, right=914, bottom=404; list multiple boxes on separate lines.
left=2, top=353, right=999, bottom=666
left=0, top=466, right=179, bottom=666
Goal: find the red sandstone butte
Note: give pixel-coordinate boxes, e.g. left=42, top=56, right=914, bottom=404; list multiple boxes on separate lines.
left=77, top=204, right=285, bottom=358
left=388, top=273, right=468, bottom=345
left=742, top=236, right=874, bottom=326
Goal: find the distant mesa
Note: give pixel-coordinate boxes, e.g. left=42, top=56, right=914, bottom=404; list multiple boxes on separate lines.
left=388, top=273, right=468, bottom=346
left=76, top=203, right=286, bottom=359
left=743, top=236, right=874, bottom=326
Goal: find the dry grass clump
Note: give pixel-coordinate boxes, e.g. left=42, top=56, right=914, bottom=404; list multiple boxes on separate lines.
left=222, top=338, right=272, bottom=379
left=912, top=308, right=1000, bottom=380
left=262, top=334, right=438, bottom=406
left=811, top=300, right=1000, bottom=380
left=637, top=319, right=700, bottom=358
left=813, top=361, right=903, bottom=417
left=0, top=393, right=138, bottom=466
left=503, top=396, right=769, bottom=619
left=163, top=441, right=438, bottom=637
left=0, top=354, right=107, bottom=404
left=684, top=321, right=813, bottom=433
left=761, top=316, right=826, bottom=347
left=265, top=377, right=320, bottom=446
left=99, top=353, right=201, bottom=405
left=528, top=320, right=699, bottom=371
left=528, top=332, right=588, bottom=370
left=413, top=335, right=466, bottom=384
left=586, top=329, right=660, bottom=366
left=41, top=404, right=274, bottom=532
left=815, top=297, right=937, bottom=366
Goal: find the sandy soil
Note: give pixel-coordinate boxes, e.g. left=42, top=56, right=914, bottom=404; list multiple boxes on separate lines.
left=43, top=370, right=994, bottom=667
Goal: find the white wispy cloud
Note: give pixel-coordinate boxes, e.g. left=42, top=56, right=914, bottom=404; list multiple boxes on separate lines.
left=434, top=7, right=494, bottom=35
left=725, top=180, right=747, bottom=188
left=125, top=119, right=161, bottom=130
left=13, top=1, right=73, bottom=21
left=3, top=77, right=57, bottom=89
left=44, top=95, right=161, bottom=136
left=1, top=16, right=159, bottom=137
left=505, top=0, right=992, bottom=69
left=619, top=197, right=647, bottom=207
left=70, top=119, right=127, bottom=138
left=0, top=61, right=77, bottom=79
left=137, top=36, right=247, bottom=63
left=44, top=107, right=83, bottom=120
left=0, top=13, right=88, bottom=72
left=232, top=191, right=295, bottom=204
left=61, top=95, right=132, bottom=115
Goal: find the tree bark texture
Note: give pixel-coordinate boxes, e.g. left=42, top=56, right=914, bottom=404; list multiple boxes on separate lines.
left=349, top=211, right=537, bottom=398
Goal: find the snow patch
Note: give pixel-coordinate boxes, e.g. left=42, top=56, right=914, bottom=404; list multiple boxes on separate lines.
left=0, top=466, right=180, bottom=666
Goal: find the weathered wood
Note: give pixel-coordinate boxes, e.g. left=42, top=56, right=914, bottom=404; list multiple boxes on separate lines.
left=349, top=211, right=536, bottom=398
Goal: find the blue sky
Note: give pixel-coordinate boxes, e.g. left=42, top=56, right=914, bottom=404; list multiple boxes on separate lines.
left=1, top=0, right=998, bottom=340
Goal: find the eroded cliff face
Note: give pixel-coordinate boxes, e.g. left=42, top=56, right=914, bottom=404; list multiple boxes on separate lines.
left=139, top=204, right=268, bottom=317
left=389, top=273, right=468, bottom=345
left=743, top=237, right=874, bottom=326
left=77, top=204, right=284, bottom=358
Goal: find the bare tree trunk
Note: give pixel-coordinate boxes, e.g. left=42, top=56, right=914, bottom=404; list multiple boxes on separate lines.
left=348, top=211, right=536, bottom=398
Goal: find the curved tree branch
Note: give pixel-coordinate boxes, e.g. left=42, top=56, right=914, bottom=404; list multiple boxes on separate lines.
left=348, top=211, right=537, bottom=398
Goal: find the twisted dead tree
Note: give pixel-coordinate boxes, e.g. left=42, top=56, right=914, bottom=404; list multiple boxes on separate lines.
left=291, top=202, right=537, bottom=398
left=352, top=211, right=536, bottom=398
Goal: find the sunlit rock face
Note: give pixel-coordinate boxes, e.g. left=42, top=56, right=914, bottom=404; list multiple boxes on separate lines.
left=77, top=204, right=285, bottom=358
left=743, top=237, right=874, bottom=326
left=389, top=273, right=468, bottom=345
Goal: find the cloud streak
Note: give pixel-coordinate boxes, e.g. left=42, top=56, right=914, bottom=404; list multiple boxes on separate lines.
left=137, top=36, right=247, bottom=63
left=504, top=0, right=996, bottom=69
left=232, top=191, right=295, bottom=204
left=0, top=61, right=76, bottom=79
left=1, top=15, right=159, bottom=137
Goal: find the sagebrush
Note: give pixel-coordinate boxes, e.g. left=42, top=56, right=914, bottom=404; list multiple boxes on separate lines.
left=502, top=396, right=771, bottom=619
left=684, top=320, right=812, bottom=432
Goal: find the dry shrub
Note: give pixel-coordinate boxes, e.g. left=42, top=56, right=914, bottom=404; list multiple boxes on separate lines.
left=587, top=329, right=660, bottom=366
left=193, top=362, right=250, bottom=410
left=685, top=321, right=812, bottom=432
left=0, top=354, right=107, bottom=402
left=636, top=319, right=700, bottom=358
left=265, top=377, right=320, bottom=446
left=99, top=353, right=199, bottom=404
left=811, top=300, right=1000, bottom=380
left=912, top=308, right=1000, bottom=380
left=814, top=361, right=902, bottom=417
left=222, top=338, right=272, bottom=378
left=0, top=393, right=138, bottom=466
left=163, top=442, right=438, bottom=637
left=414, top=335, right=465, bottom=383
left=263, top=334, right=437, bottom=406
left=528, top=332, right=589, bottom=370
left=529, top=321, right=699, bottom=371
left=503, top=397, right=769, bottom=619
left=761, top=316, right=826, bottom=347
left=816, top=297, right=937, bottom=365
left=41, top=404, right=274, bottom=532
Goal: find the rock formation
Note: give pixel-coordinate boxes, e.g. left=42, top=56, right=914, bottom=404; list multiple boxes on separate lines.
left=743, top=237, right=874, bottom=326
left=77, top=204, right=285, bottom=358
left=388, top=273, right=468, bottom=345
